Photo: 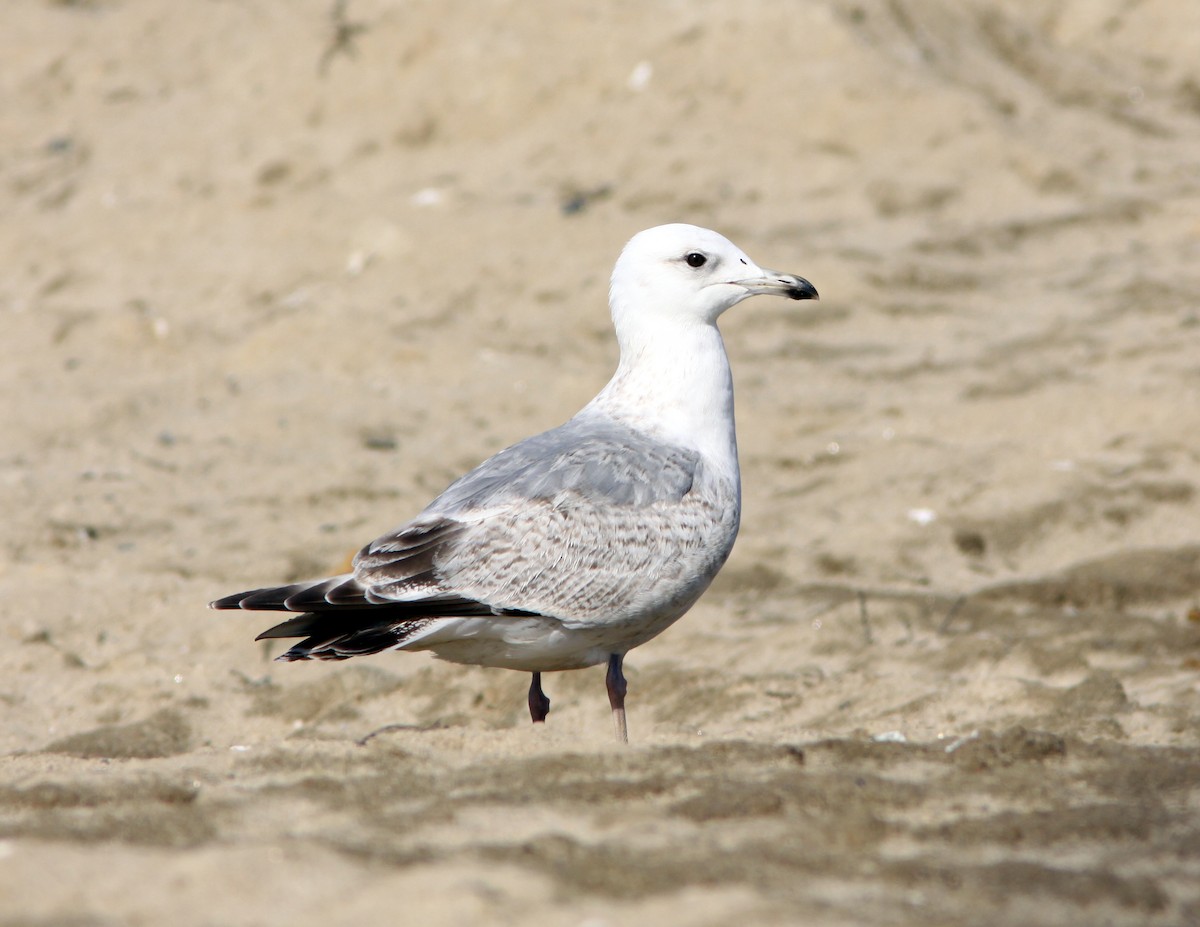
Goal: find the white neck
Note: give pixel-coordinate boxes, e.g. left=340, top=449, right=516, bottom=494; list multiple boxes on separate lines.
left=583, top=315, right=740, bottom=485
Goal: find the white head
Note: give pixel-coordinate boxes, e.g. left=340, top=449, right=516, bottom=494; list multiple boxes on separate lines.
left=609, top=224, right=817, bottom=343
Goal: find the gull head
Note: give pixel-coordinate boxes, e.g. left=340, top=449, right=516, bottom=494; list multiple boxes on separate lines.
left=610, top=224, right=818, bottom=332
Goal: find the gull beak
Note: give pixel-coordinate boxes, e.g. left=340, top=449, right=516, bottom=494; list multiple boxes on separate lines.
left=734, top=269, right=819, bottom=301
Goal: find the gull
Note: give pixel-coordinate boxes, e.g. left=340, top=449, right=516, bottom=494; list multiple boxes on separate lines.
left=211, top=224, right=818, bottom=742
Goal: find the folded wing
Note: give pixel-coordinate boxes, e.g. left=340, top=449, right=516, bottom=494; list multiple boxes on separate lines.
left=211, top=417, right=715, bottom=660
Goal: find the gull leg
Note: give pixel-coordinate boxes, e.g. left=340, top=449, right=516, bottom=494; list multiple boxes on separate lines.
left=528, top=672, right=551, bottom=723
left=606, top=653, right=628, bottom=744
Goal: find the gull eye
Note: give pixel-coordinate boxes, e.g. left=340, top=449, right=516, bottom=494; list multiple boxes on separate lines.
left=685, top=252, right=707, bottom=268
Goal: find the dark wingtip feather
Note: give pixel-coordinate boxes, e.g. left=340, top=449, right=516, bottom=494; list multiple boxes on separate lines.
left=210, top=589, right=265, bottom=610
left=212, top=583, right=331, bottom=612
left=254, top=614, right=326, bottom=641
left=282, top=577, right=365, bottom=611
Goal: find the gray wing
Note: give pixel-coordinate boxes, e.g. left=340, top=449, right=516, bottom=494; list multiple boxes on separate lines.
left=353, top=417, right=737, bottom=622
left=426, top=418, right=698, bottom=512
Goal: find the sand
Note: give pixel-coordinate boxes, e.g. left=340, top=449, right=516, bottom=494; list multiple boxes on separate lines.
left=2, top=2, right=1199, bottom=924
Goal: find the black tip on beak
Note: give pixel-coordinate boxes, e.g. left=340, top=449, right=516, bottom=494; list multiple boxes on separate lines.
left=786, top=277, right=819, bottom=301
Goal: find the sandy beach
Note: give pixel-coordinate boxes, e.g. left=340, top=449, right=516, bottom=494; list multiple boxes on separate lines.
left=2, top=2, right=1199, bottom=924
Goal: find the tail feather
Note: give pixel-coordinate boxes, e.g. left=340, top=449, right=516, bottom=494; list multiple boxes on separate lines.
left=253, top=613, right=326, bottom=640
left=265, top=613, right=437, bottom=662
left=214, top=577, right=541, bottom=661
